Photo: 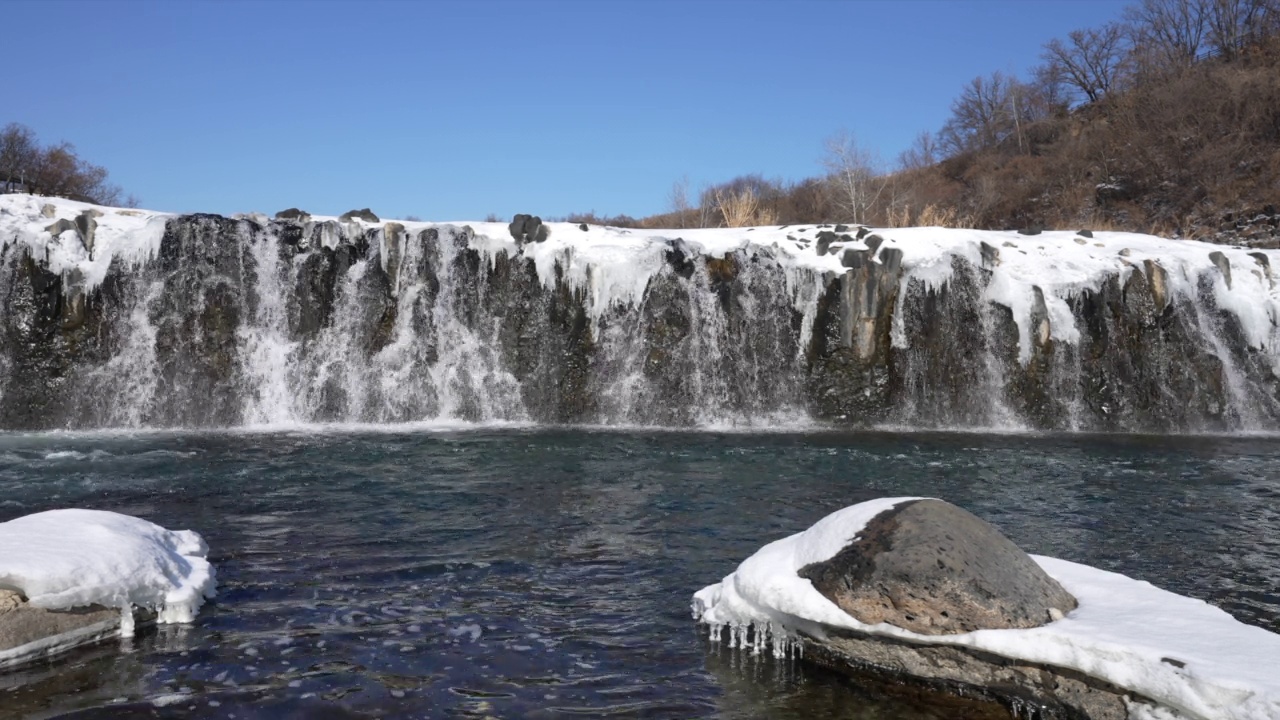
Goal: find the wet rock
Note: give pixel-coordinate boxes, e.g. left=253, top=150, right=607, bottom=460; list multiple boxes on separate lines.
left=578, top=223, right=588, bottom=232
left=1017, top=227, right=1042, bottom=236
left=1077, top=229, right=1094, bottom=238
left=1031, top=286, right=1051, bottom=347
left=863, top=234, right=884, bottom=256
left=663, top=239, right=696, bottom=279
left=339, top=208, right=379, bottom=223
left=805, top=630, right=1132, bottom=720
left=834, top=224, right=849, bottom=232
left=0, top=594, right=126, bottom=671
left=1250, top=252, right=1274, bottom=288
left=1208, top=251, right=1232, bottom=289
left=798, top=499, right=1077, bottom=635
left=979, top=241, right=1000, bottom=268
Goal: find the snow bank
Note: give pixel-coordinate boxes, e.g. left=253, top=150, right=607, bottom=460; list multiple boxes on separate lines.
left=0, top=194, right=170, bottom=291
left=0, top=509, right=216, bottom=634
left=693, top=498, right=1280, bottom=720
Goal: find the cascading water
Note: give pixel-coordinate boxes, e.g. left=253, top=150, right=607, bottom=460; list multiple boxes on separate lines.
left=3, top=194, right=1280, bottom=433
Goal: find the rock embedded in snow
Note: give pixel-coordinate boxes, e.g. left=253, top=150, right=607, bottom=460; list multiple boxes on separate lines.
left=1, top=598, right=127, bottom=671
left=339, top=208, right=379, bottom=223
left=797, top=499, right=1077, bottom=635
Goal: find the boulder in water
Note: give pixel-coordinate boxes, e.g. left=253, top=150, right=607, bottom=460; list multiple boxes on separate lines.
left=798, top=498, right=1077, bottom=635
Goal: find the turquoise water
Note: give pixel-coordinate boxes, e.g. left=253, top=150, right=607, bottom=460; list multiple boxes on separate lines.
left=2, top=428, right=1278, bottom=718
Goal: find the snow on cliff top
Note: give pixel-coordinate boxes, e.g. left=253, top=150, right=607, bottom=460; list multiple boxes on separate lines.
left=0, top=509, right=216, bottom=632
left=4, top=193, right=1278, bottom=360
left=693, top=498, right=1280, bottom=720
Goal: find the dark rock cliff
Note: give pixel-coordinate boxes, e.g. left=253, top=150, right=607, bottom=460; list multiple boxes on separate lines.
left=2, top=211, right=1278, bottom=431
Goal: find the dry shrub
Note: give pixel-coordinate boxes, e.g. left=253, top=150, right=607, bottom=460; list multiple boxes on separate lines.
left=917, top=204, right=969, bottom=228
left=715, top=187, right=778, bottom=227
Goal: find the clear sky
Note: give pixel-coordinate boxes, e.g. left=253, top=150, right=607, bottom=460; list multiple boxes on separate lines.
left=6, top=0, right=1129, bottom=220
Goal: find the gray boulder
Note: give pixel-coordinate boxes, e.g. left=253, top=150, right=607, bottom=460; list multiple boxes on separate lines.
left=44, top=218, right=77, bottom=237
left=74, top=209, right=101, bottom=256
left=339, top=208, right=379, bottom=223
left=509, top=213, right=550, bottom=244
left=798, top=498, right=1077, bottom=635
left=1209, top=250, right=1232, bottom=289
left=275, top=208, right=312, bottom=222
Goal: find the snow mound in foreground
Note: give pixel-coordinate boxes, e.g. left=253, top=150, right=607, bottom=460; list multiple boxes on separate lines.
left=0, top=509, right=216, bottom=633
left=693, top=498, right=1280, bottom=720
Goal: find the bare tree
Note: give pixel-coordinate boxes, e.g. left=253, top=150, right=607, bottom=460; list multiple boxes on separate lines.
left=1042, top=23, right=1130, bottom=104
left=1204, top=0, right=1280, bottom=58
left=822, top=130, right=887, bottom=224
left=0, top=124, right=39, bottom=193
left=898, top=131, right=939, bottom=171
left=668, top=175, right=693, bottom=229
left=1126, top=0, right=1208, bottom=68
left=0, top=123, right=126, bottom=205
left=939, top=72, right=1024, bottom=154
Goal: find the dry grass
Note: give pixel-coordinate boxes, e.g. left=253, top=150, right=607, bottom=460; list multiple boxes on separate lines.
left=715, top=188, right=779, bottom=227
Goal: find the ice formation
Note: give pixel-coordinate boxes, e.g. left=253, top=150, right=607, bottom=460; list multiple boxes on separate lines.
left=0, top=509, right=216, bottom=633
left=693, top=498, right=1280, bottom=720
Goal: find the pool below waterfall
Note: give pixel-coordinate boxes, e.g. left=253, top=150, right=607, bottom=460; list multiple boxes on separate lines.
left=2, top=427, right=1278, bottom=719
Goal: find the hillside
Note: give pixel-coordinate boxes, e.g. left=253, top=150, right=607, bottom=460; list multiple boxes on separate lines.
left=619, top=31, right=1280, bottom=247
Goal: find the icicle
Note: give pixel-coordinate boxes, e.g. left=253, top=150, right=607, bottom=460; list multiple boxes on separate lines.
left=119, top=604, right=135, bottom=638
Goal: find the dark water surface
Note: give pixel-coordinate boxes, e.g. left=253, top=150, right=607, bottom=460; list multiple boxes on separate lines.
left=1, top=428, right=1278, bottom=719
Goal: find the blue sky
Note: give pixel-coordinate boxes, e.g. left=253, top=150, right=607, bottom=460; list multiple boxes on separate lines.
left=7, top=0, right=1128, bottom=220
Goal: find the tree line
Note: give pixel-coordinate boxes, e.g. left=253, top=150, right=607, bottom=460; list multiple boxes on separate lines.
left=0, top=123, right=134, bottom=207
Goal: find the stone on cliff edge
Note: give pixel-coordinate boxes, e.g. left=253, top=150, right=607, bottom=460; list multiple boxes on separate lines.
left=509, top=214, right=550, bottom=245
left=275, top=208, right=312, bottom=222
left=798, top=498, right=1077, bottom=635
left=1209, top=250, right=1233, bottom=289
left=44, top=218, right=77, bottom=238
left=74, top=209, right=101, bottom=256
left=339, top=208, right=379, bottom=223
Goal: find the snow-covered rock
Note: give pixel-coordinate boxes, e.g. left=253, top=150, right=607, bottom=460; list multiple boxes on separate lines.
left=0, top=508, right=216, bottom=669
left=693, top=498, right=1280, bottom=720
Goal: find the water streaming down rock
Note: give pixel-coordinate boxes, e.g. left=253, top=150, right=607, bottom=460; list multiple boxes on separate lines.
left=3, top=196, right=1280, bottom=432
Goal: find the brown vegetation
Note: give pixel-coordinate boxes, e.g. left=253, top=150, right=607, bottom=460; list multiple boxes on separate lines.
left=582, top=0, right=1280, bottom=239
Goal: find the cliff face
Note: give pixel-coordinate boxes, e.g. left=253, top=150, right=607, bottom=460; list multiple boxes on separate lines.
left=2, top=195, right=1278, bottom=432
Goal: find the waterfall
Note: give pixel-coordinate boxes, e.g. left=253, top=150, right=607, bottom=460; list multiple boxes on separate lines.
left=3, top=194, right=1280, bottom=433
